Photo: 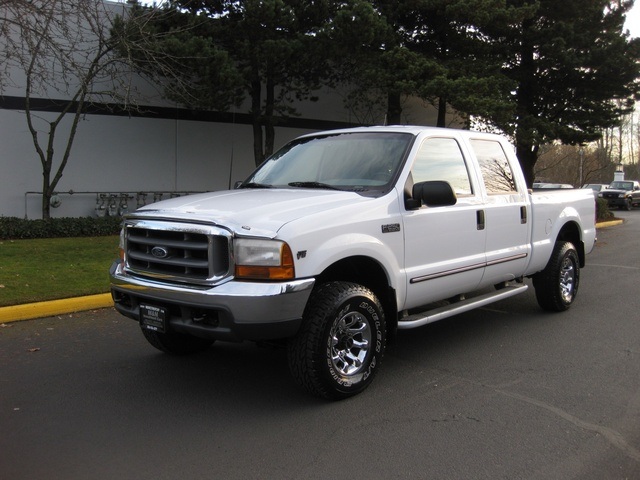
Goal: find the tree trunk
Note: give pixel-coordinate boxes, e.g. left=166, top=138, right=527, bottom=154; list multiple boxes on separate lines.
left=515, top=141, right=538, bottom=188
left=42, top=173, right=52, bottom=220
left=386, top=92, right=402, bottom=125
left=514, top=20, right=539, bottom=189
left=264, top=75, right=275, bottom=158
left=437, top=96, right=448, bottom=128
left=40, top=125, right=56, bottom=220
left=250, top=78, right=264, bottom=167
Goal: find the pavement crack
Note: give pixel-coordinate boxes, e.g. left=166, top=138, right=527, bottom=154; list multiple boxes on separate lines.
left=497, top=389, right=640, bottom=463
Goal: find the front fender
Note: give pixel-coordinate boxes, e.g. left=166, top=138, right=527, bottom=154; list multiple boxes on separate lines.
left=298, top=232, right=404, bottom=288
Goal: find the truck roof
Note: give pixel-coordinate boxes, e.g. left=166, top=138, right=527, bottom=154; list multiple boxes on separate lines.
left=298, top=125, right=507, bottom=141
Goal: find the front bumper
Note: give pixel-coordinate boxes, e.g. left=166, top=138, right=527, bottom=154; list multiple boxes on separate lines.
left=602, top=194, right=629, bottom=207
left=605, top=198, right=626, bottom=206
left=110, top=261, right=314, bottom=342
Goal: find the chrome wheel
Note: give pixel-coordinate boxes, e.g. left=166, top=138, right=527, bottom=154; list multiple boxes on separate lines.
left=533, top=241, right=580, bottom=312
left=559, top=255, right=576, bottom=303
left=330, top=311, right=372, bottom=376
left=288, top=281, right=386, bottom=399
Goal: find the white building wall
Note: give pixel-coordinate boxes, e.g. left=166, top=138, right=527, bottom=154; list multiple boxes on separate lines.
left=0, top=1, right=455, bottom=219
left=2, top=109, right=318, bottom=219
left=2, top=88, right=449, bottom=219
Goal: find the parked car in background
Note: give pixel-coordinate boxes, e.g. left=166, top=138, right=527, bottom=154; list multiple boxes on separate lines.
left=533, top=182, right=574, bottom=189
left=582, top=184, right=609, bottom=194
left=600, top=180, right=640, bottom=210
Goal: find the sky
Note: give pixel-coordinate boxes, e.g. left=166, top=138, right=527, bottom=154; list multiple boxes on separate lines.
left=135, top=1, right=639, bottom=37
left=625, top=3, right=639, bottom=37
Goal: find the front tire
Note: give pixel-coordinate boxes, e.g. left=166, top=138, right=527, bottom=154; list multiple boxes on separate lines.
left=533, top=241, right=580, bottom=312
left=287, top=281, right=386, bottom=400
left=141, top=328, right=214, bottom=355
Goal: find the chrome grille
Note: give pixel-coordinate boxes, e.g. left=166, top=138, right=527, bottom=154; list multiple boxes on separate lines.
left=602, top=192, right=616, bottom=199
left=124, top=220, right=230, bottom=284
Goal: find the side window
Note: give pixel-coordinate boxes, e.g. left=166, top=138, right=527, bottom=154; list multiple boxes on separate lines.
left=412, top=137, right=473, bottom=196
left=470, top=139, right=517, bottom=194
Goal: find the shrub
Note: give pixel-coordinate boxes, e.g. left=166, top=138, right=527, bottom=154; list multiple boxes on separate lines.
left=0, top=216, right=122, bottom=240
left=595, top=198, right=614, bottom=222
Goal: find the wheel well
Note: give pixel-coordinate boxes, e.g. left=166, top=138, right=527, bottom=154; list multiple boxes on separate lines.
left=557, top=221, right=586, bottom=267
left=315, top=256, right=398, bottom=341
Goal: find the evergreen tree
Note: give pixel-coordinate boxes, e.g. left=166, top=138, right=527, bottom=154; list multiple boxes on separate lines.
left=322, top=0, right=438, bottom=125
left=489, top=0, right=640, bottom=186
left=117, top=0, right=335, bottom=166
left=404, top=0, right=530, bottom=127
left=116, top=0, right=640, bottom=179
left=114, top=6, right=244, bottom=112
left=330, top=0, right=525, bottom=127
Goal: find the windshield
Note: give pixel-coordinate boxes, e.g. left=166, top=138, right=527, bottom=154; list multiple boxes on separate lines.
left=609, top=181, right=633, bottom=190
left=242, top=132, right=414, bottom=194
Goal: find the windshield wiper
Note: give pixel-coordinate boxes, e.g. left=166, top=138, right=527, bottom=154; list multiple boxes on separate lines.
left=288, top=181, right=342, bottom=191
left=239, top=182, right=273, bottom=189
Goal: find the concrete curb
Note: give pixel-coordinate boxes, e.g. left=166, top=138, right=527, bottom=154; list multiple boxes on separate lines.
left=0, top=293, right=113, bottom=324
left=0, top=219, right=624, bottom=324
left=596, top=219, right=624, bottom=228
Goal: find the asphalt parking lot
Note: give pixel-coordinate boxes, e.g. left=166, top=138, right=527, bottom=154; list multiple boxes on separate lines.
left=1, top=211, right=639, bottom=480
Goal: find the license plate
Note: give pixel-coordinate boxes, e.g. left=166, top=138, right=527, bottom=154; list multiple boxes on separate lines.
left=140, top=304, right=167, bottom=333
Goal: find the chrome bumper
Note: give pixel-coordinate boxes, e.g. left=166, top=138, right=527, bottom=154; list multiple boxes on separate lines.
left=110, top=261, right=315, bottom=341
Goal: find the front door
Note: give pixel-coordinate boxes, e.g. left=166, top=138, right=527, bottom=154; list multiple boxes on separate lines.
left=402, top=136, right=486, bottom=310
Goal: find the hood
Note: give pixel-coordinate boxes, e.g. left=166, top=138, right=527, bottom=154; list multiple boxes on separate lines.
left=130, top=188, right=371, bottom=238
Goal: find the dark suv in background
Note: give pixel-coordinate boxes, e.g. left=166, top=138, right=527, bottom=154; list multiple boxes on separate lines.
left=600, top=180, right=640, bottom=210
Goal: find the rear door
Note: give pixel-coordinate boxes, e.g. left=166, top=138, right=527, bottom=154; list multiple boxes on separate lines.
left=469, top=138, right=531, bottom=287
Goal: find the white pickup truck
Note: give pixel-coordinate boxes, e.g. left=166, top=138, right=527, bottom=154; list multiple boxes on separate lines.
left=110, top=126, right=596, bottom=399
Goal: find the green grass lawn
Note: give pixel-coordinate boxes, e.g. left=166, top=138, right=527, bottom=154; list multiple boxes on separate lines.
left=0, top=236, right=120, bottom=307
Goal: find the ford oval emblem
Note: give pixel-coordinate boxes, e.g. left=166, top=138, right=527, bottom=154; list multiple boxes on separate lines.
left=151, top=246, right=170, bottom=259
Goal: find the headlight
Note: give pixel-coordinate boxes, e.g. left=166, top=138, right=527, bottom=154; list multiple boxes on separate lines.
left=234, top=238, right=295, bottom=280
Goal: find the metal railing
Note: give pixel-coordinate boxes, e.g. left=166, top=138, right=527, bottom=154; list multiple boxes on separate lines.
left=23, top=190, right=206, bottom=219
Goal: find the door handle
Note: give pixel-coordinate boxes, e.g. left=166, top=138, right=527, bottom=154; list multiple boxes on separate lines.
left=476, top=210, right=485, bottom=230
left=520, top=206, right=527, bottom=224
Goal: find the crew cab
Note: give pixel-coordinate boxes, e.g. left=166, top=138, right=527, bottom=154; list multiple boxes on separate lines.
left=600, top=180, right=640, bottom=210
left=110, top=126, right=596, bottom=399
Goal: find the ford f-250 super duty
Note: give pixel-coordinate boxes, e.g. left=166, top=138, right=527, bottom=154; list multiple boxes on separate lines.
left=110, top=126, right=596, bottom=399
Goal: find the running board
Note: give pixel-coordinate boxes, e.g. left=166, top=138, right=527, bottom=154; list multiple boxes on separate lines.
left=397, top=284, right=528, bottom=330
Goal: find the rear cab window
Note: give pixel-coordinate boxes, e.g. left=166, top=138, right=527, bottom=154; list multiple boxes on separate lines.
left=469, top=139, right=518, bottom=194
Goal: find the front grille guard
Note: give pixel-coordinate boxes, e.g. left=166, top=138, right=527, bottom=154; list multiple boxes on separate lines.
left=122, top=219, right=233, bottom=287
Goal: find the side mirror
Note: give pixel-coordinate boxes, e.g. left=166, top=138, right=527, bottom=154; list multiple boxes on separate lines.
left=405, top=180, right=457, bottom=210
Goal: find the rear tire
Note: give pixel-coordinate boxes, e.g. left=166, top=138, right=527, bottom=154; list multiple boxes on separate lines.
left=141, top=328, right=214, bottom=355
left=287, top=281, right=386, bottom=400
left=533, top=241, right=580, bottom=312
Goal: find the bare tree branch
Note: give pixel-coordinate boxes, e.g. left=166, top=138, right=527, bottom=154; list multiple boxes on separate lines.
left=0, top=0, right=170, bottom=218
